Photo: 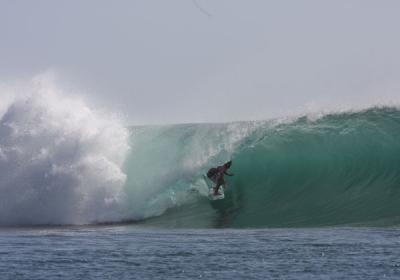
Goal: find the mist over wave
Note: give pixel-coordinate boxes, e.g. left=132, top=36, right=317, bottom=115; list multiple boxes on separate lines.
left=0, top=78, right=130, bottom=225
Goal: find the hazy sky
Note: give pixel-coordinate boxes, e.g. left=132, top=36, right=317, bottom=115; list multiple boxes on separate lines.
left=1, top=0, right=400, bottom=124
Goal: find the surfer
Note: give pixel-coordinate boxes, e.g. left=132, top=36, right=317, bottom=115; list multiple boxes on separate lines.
left=206, top=161, right=234, bottom=195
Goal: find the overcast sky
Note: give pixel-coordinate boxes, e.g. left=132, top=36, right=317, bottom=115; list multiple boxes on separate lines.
left=1, top=0, right=400, bottom=125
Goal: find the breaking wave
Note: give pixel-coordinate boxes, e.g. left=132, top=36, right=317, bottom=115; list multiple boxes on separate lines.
left=0, top=78, right=130, bottom=225
left=2, top=77, right=400, bottom=228
left=126, top=107, right=400, bottom=228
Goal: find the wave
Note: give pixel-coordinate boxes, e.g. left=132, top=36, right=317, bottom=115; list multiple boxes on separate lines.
left=225, top=107, right=400, bottom=227
left=125, top=107, right=400, bottom=228
left=2, top=78, right=400, bottom=228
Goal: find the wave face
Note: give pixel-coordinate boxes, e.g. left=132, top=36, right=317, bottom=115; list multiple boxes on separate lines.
left=2, top=79, right=400, bottom=228
left=0, top=79, right=130, bottom=226
left=227, top=107, right=400, bottom=227
left=125, top=107, right=400, bottom=228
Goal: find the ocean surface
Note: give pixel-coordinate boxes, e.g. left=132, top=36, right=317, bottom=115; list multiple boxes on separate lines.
left=2, top=91, right=400, bottom=278
left=1, top=226, right=400, bottom=280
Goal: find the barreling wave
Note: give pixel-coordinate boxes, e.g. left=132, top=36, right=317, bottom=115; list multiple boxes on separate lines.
left=2, top=77, right=400, bottom=228
left=126, top=106, right=400, bottom=228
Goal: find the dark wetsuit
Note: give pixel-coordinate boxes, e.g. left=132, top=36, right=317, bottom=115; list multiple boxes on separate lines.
left=207, top=165, right=227, bottom=185
left=207, top=161, right=233, bottom=195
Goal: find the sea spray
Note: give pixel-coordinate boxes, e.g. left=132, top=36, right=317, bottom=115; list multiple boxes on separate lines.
left=0, top=78, right=130, bottom=225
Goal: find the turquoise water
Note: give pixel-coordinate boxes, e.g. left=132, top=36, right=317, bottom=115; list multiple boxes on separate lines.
left=124, top=107, right=400, bottom=228
left=1, top=226, right=400, bottom=279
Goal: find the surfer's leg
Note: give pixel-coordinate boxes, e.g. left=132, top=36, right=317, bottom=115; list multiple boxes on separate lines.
left=213, top=183, right=221, bottom=195
left=214, top=177, right=224, bottom=195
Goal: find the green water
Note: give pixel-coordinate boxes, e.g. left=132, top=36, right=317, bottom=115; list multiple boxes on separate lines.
left=123, top=107, right=400, bottom=228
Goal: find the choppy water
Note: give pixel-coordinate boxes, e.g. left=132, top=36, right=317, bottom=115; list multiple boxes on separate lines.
left=1, top=226, right=400, bottom=279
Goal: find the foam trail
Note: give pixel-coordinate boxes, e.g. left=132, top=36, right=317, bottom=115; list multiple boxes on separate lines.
left=0, top=77, right=130, bottom=226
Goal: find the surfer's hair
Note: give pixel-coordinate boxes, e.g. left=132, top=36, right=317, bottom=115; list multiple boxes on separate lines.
left=224, top=161, right=232, bottom=168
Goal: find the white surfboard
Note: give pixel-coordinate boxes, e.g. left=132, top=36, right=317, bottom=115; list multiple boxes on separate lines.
left=208, top=187, right=224, bottom=200
left=203, top=174, right=225, bottom=200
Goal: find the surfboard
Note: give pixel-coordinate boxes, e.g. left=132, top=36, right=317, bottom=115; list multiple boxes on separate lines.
left=203, top=174, right=225, bottom=200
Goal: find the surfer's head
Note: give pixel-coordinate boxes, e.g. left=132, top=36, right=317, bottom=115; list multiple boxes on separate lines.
left=224, top=161, right=232, bottom=168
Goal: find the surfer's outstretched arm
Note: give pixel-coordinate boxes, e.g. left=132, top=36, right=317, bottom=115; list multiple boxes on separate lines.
left=224, top=171, right=234, bottom=176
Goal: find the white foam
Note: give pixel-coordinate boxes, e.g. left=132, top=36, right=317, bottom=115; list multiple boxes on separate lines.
left=0, top=76, right=130, bottom=225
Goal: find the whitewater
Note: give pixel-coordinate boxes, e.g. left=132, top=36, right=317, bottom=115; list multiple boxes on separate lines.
left=1, top=80, right=400, bottom=228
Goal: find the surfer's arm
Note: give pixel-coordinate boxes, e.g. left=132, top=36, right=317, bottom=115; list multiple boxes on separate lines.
left=224, top=171, right=234, bottom=176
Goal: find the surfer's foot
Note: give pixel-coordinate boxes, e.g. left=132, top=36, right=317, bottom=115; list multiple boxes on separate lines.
left=214, top=192, right=221, bottom=196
